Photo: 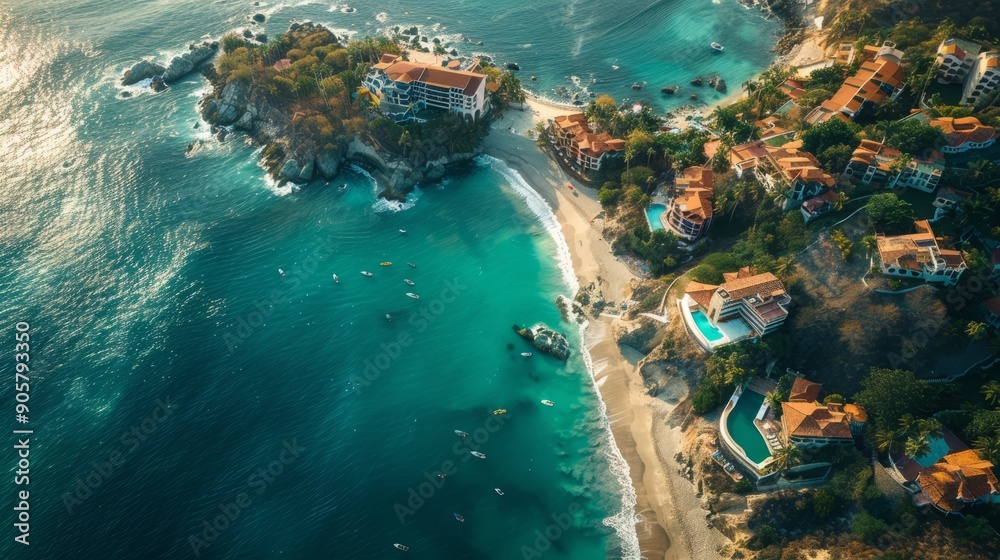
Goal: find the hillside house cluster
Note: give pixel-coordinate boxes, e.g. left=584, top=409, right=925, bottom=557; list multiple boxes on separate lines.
left=780, top=378, right=866, bottom=448
left=685, top=266, right=791, bottom=338
left=842, top=139, right=945, bottom=192
left=729, top=141, right=839, bottom=221
left=804, top=42, right=906, bottom=125
left=549, top=113, right=625, bottom=172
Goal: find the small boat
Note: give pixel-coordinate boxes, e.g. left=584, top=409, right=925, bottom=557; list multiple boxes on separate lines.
left=611, top=65, right=619, bottom=70
left=404, top=279, right=415, bottom=286
left=521, top=352, right=532, bottom=357
left=406, top=292, right=420, bottom=300
left=407, top=262, right=416, bottom=268
left=278, top=269, right=286, bottom=277
left=385, top=314, right=392, bottom=321
left=361, top=271, right=373, bottom=277
left=492, top=409, right=506, bottom=415
left=339, top=183, right=347, bottom=191
left=380, top=261, right=393, bottom=267
left=394, top=543, right=410, bottom=551
left=541, top=400, right=555, bottom=407
left=471, top=451, right=486, bottom=459
left=399, top=229, right=407, bottom=234
left=454, top=430, right=469, bottom=437
left=333, top=274, right=340, bottom=283
left=495, top=488, right=504, bottom=496
left=454, top=513, right=465, bottom=522
left=711, top=42, right=724, bottom=52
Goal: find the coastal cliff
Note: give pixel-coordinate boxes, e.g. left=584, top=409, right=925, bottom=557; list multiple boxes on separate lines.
left=191, top=22, right=488, bottom=196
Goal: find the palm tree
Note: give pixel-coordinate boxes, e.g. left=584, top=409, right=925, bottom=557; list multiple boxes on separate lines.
left=766, top=444, right=803, bottom=474
left=833, top=192, right=849, bottom=212
left=915, top=417, right=943, bottom=440
left=773, top=255, right=797, bottom=280
left=974, top=435, right=1000, bottom=463
left=904, top=434, right=931, bottom=459
left=982, top=380, right=1000, bottom=406
left=874, top=428, right=905, bottom=457
left=765, top=390, right=783, bottom=410
left=966, top=321, right=988, bottom=352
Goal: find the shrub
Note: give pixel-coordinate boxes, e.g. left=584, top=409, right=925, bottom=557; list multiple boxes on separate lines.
left=851, top=512, right=888, bottom=541
left=688, top=264, right=722, bottom=285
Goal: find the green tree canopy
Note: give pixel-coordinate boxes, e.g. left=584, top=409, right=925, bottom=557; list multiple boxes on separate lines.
left=864, top=193, right=914, bottom=234
left=854, top=368, right=930, bottom=432
left=801, top=118, right=861, bottom=158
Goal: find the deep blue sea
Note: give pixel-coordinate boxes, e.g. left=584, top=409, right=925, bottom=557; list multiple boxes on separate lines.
left=0, top=2, right=776, bottom=558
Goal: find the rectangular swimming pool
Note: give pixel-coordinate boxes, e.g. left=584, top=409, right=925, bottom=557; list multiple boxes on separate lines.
left=725, top=390, right=772, bottom=464
left=691, top=310, right=724, bottom=342
left=646, top=204, right=666, bottom=231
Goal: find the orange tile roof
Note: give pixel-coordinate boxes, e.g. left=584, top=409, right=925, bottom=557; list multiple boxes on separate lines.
left=930, top=116, right=996, bottom=149
left=917, top=450, right=999, bottom=512
left=813, top=52, right=904, bottom=123
left=789, top=377, right=821, bottom=402
left=876, top=220, right=964, bottom=272
left=670, top=166, right=715, bottom=225
left=782, top=401, right=853, bottom=439
left=552, top=113, right=624, bottom=159
left=720, top=271, right=785, bottom=300
left=378, top=58, right=486, bottom=94
left=685, top=281, right=718, bottom=309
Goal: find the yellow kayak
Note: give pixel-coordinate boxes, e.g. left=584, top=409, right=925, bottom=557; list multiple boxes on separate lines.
left=492, top=409, right=507, bottom=415
left=380, top=261, right=392, bottom=267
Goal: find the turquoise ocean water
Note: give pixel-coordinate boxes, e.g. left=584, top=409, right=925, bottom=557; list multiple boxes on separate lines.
left=0, top=2, right=775, bottom=558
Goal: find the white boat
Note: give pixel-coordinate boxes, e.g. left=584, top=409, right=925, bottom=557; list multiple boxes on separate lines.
left=361, top=271, right=373, bottom=277
left=407, top=262, right=416, bottom=268
left=454, top=430, right=469, bottom=437
left=399, top=229, right=407, bottom=234
left=611, top=65, right=619, bottom=70
left=495, top=488, right=504, bottom=496
left=333, top=274, right=339, bottom=283
left=406, top=292, right=420, bottom=299
left=394, top=543, right=409, bottom=551
left=385, top=314, right=392, bottom=321
left=471, top=451, right=486, bottom=459
left=340, top=183, right=347, bottom=191
left=521, top=352, right=532, bottom=357
left=404, top=279, right=415, bottom=286
left=278, top=269, right=286, bottom=277
left=711, top=42, right=724, bottom=51
left=541, top=400, right=555, bottom=407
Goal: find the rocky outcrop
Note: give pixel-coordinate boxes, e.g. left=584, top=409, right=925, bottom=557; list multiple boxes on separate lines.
left=514, top=323, right=571, bottom=361
left=162, top=43, right=216, bottom=82
left=121, top=60, right=165, bottom=85
left=315, top=150, right=342, bottom=180
left=345, top=138, right=388, bottom=174
left=201, top=80, right=250, bottom=125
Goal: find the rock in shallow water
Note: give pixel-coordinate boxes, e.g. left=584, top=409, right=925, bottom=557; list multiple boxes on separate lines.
left=514, top=323, right=571, bottom=361
left=121, top=60, right=165, bottom=85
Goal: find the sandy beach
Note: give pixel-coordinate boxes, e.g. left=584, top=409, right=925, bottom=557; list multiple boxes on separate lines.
left=483, top=103, right=728, bottom=558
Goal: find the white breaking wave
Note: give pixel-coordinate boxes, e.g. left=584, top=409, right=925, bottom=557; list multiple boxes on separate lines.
left=476, top=154, right=641, bottom=559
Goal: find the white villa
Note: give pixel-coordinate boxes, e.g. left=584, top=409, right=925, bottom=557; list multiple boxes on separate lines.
left=362, top=54, right=488, bottom=122
left=681, top=266, right=790, bottom=351
left=876, top=220, right=967, bottom=286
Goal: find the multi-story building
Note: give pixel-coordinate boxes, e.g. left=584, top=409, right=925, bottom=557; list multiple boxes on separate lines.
left=362, top=54, right=488, bottom=121
left=934, top=37, right=981, bottom=84
left=804, top=42, right=906, bottom=125
left=549, top=113, right=625, bottom=172
left=876, top=220, right=967, bottom=286
left=962, top=51, right=1000, bottom=105
left=930, top=116, right=997, bottom=153
left=842, top=139, right=945, bottom=193
left=664, top=166, right=714, bottom=241
left=686, top=266, right=791, bottom=337
left=730, top=141, right=837, bottom=215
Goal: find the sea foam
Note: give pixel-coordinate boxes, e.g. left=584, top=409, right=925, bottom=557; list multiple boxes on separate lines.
left=476, top=154, right=641, bottom=559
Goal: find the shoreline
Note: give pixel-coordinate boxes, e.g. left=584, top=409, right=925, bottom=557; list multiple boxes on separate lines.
left=482, top=107, right=728, bottom=558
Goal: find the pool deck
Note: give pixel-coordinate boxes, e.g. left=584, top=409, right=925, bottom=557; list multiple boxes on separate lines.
left=677, top=294, right=753, bottom=352
left=718, top=383, right=777, bottom=476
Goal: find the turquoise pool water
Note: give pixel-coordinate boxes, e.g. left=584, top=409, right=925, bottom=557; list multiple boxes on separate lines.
left=646, top=204, right=666, bottom=231
left=725, top=390, right=772, bottom=464
left=691, top=310, right=724, bottom=342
